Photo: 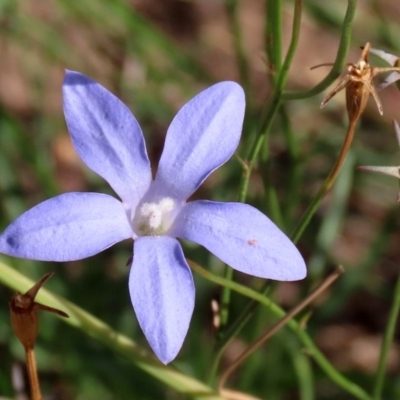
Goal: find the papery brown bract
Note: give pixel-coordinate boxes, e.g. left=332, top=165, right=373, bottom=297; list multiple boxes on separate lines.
left=10, top=272, right=68, bottom=349
left=9, top=272, right=69, bottom=400
left=315, top=43, right=400, bottom=120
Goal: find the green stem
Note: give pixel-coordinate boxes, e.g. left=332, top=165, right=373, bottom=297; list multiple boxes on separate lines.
left=218, top=0, right=301, bottom=339
left=299, top=329, right=371, bottom=400
left=238, top=0, right=303, bottom=203
left=307, top=151, right=355, bottom=280
left=265, top=0, right=283, bottom=74
left=372, top=274, right=400, bottom=400
left=0, top=261, right=226, bottom=400
left=218, top=0, right=253, bottom=337
left=189, top=261, right=371, bottom=400
left=292, top=349, right=315, bottom=400
left=282, top=0, right=357, bottom=101
left=279, top=104, right=298, bottom=161
left=217, top=268, right=342, bottom=392
left=225, top=0, right=251, bottom=102
left=279, top=106, right=302, bottom=224
left=218, top=267, right=233, bottom=337
left=266, top=182, right=285, bottom=228
left=291, top=115, right=358, bottom=243
left=212, top=0, right=302, bottom=384
left=206, top=286, right=268, bottom=385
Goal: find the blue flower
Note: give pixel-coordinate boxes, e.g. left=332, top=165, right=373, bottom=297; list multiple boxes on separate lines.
left=0, top=71, right=306, bottom=363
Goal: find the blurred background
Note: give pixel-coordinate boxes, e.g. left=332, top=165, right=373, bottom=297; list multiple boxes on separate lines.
left=1, top=0, right=400, bottom=399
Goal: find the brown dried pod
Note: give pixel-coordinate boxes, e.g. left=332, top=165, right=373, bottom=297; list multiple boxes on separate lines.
left=9, top=272, right=68, bottom=400
left=10, top=272, right=68, bottom=350
left=312, top=42, right=400, bottom=120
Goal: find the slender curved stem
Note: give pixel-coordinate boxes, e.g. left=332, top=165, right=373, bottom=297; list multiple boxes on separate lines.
left=238, top=0, right=303, bottom=203
left=0, top=261, right=226, bottom=400
left=265, top=0, right=283, bottom=74
left=217, top=268, right=342, bottom=393
left=292, top=349, right=315, bottom=400
left=291, top=115, right=358, bottom=243
left=218, top=0, right=252, bottom=339
left=189, top=261, right=372, bottom=400
left=218, top=266, right=233, bottom=339
left=206, top=285, right=271, bottom=385
left=282, top=0, right=357, bottom=100
left=207, top=0, right=358, bottom=392
left=225, top=0, right=251, bottom=102
left=217, top=0, right=302, bottom=352
left=372, top=274, right=400, bottom=400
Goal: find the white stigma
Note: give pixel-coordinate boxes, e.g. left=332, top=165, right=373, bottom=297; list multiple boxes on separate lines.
left=137, top=197, right=176, bottom=235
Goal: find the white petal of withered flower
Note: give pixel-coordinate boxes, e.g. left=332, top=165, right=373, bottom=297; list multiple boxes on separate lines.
left=370, top=47, right=400, bottom=91
left=357, top=120, right=400, bottom=201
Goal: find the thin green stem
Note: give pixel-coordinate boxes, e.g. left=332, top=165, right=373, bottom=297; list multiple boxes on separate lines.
left=189, top=261, right=371, bottom=400
left=208, top=0, right=357, bottom=392
left=266, top=182, right=285, bottom=228
left=238, top=0, right=303, bottom=203
left=0, top=261, right=226, bottom=400
left=218, top=0, right=301, bottom=342
left=212, top=0, right=302, bottom=384
left=372, top=274, right=400, bottom=400
left=299, top=329, right=371, bottom=400
left=218, top=267, right=233, bottom=337
left=217, top=268, right=342, bottom=392
left=291, top=116, right=358, bottom=243
left=265, top=0, right=283, bottom=75
left=307, top=151, right=355, bottom=281
left=218, top=0, right=252, bottom=338
left=273, top=0, right=303, bottom=95
left=282, top=0, right=357, bottom=101
left=292, top=349, right=315, bottom=400
left=206, top=286, right=269, bottom=385
left=279, top=106, right=302, bottom=224
left=279, top=104, right=298, bottom=160
left=225, top=0, right=251, bottom=102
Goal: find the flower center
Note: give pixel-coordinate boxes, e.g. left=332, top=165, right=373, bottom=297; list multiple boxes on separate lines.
left=134, top=197, right=176, bottom=236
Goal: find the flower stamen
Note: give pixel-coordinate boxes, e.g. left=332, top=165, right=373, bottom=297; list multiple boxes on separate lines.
left=136, top=197, right=176, bottom=236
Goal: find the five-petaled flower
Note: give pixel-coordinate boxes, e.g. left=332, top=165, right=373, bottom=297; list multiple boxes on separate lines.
left=0, top=71, right=306, bottom=363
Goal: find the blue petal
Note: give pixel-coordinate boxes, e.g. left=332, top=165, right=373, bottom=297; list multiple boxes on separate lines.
left=0, top=193, right=132, bottom=261
left=172, top=201, right=307, bottom=281
left=129, top=236, right=195, bottom=364
left=63, top=70, right=152, bottom=205
left=154, top=82, right=245, bottom=201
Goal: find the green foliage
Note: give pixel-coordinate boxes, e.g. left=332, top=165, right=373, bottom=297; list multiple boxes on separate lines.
left=1, top=0, right=400, bottom=399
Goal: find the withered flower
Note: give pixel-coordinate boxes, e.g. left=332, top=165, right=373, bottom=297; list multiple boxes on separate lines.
left=314, top=43, right=400, bottom=120
left=10, top=272, right=68, bottom=400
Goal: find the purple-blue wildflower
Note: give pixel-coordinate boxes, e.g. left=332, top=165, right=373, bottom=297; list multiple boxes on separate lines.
left=0, top=71, right=306, bottom=364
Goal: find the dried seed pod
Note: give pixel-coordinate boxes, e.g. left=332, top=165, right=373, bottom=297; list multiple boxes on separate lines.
left=10, top=273, right=50, bottom=349
left=10, top=292, right=40, bottom=350
left=9, top=272, right=68, bottom=400
left=10, top=273, right=69, bottom=349
left=313, top=43, right=400, bottom=120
